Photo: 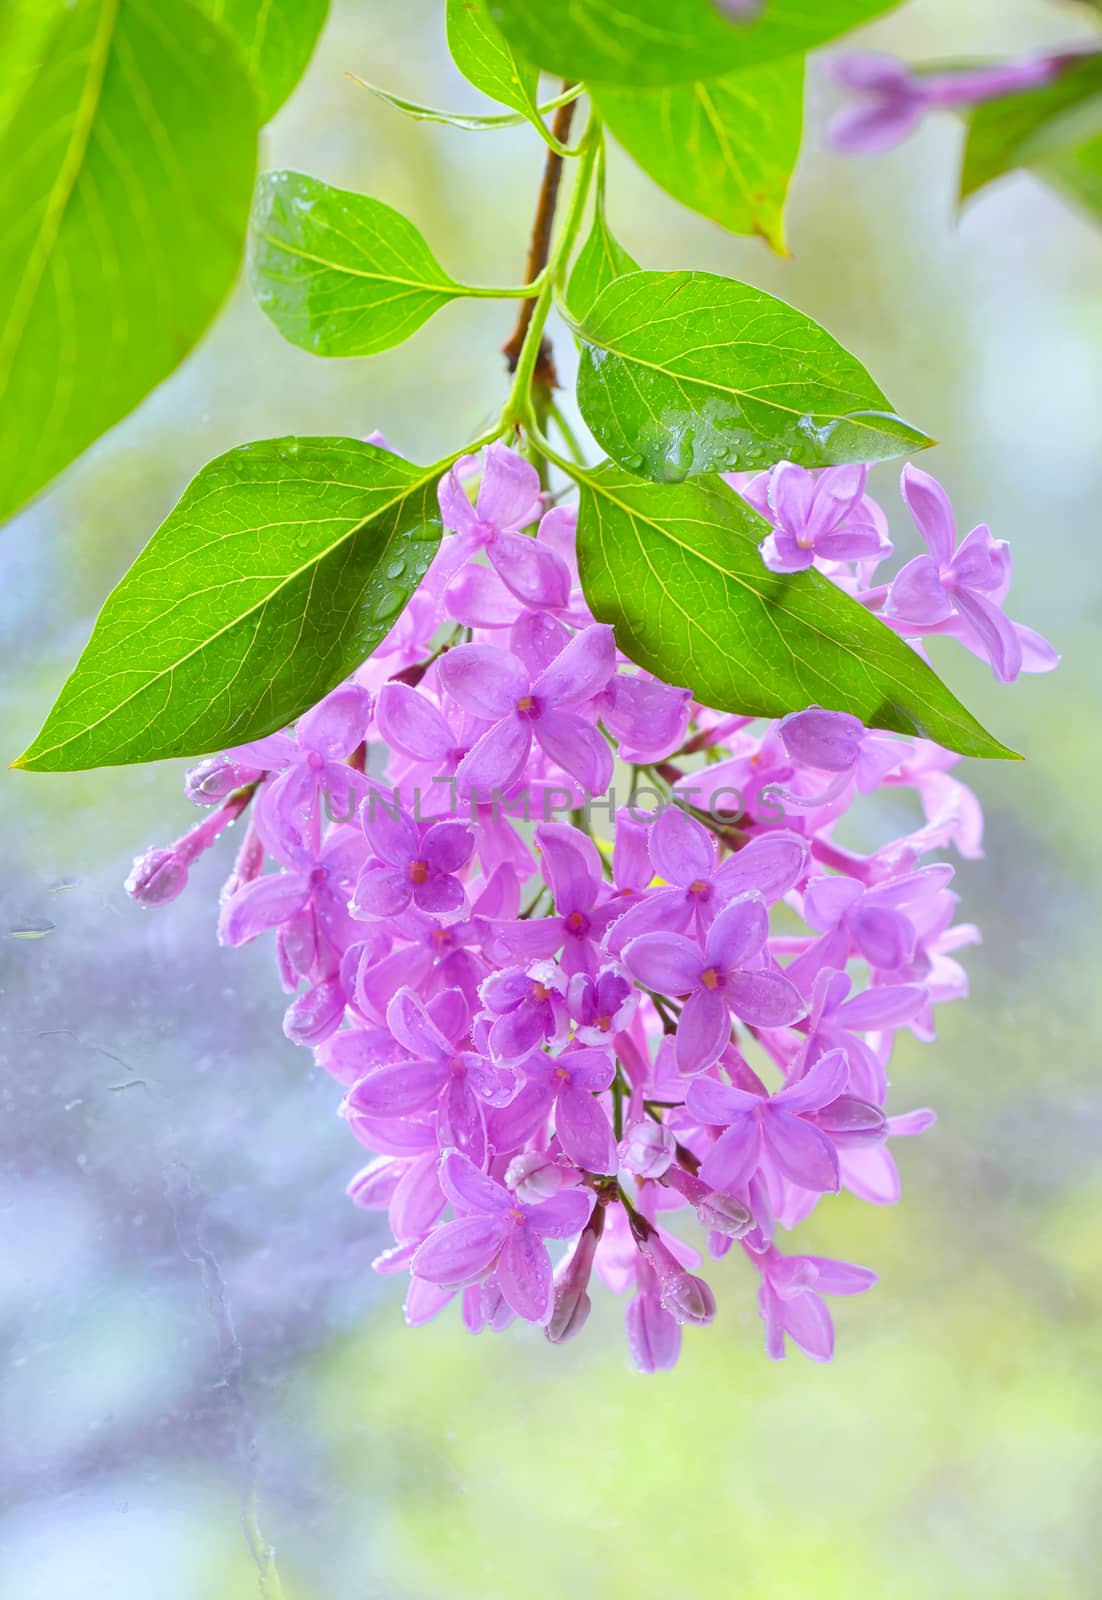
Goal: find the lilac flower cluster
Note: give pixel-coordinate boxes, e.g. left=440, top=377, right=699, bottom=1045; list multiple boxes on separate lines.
left=127, top=445, right=1055, bottom=1369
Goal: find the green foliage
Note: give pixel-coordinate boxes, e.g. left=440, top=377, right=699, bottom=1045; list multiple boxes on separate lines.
left=571, top=270, right=932, bottom=481
left=248, top=171, right=500, bottom=357
left=575, top=465, right=1014, bottom=758
left=565, top=166, right=639, bottom=314
left=594, top=56, right=804, bottom=253
left=15, top=440, right=445, bottom=771
left=962, top=54, right=1102, bottom=219
left=0, top=0, right=258, bottom=527
left=488, top=0, right=903, bottom=87
left=194, top=0, right=328, bottom=119
left=446, top=0, right=541, bottom=118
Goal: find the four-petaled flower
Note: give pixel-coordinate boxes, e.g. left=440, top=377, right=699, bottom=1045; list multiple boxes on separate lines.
left=624, top=894, right=806, bottom=1074
left=411, top=1150, right=594, bottom=1323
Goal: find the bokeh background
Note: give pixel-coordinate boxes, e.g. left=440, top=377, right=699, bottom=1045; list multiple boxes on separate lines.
left=3, top=1, right=1101, bottom=1595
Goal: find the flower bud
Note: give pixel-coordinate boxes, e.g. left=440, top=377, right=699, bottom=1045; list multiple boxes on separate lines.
left=619, top=1119, right=675, bottom=1178
left=346, top=1158, right=402, bottom=1210
left=546, top=1284, right=591, bottom=1344
left=661, top=1270, right=717, bottom=1327
left=125, top=846, right=189, bottom=907
left=505, top=1149, right=569, bottom=1202
left=696, top=1190, right=752, bottom=1239
left=184, top=755, right=263, bottom=806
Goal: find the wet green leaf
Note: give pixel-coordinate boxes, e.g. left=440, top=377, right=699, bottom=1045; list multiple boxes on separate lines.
left=248, top=170, right=481, bottom=357
left=15, top=439, right=446, bottom=771
left=571, top=270, right=932, bottom=480
left=575, top=463, right=1016, bottom=759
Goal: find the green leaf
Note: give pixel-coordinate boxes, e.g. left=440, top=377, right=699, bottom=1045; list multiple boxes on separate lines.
left=0, top=0, right=258, bottom=527
left=571, top=270, right=932, bottom=481
left=447, top=0, right=541, bottom=118
left=488, top=0, right=903, bottom=87
left=15, top=439, right=446, bottom=772
left=961, top=54, right=1102, bottom=217
left=350, top=76, right=532, bottom=129
left=566, top=203, right=639, bottom=316
left=575, top=464, right=1015, bottom=760
left=349, top=75, right=577, bottom=133
left=593, top=56, right=804, bottom=254
left=194, top=0, right=328, bottom=120
left=248, top=170, right=496, bottom=358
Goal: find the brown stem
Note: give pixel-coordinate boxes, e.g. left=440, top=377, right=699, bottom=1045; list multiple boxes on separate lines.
left=501, top=90, right=578, bottom=389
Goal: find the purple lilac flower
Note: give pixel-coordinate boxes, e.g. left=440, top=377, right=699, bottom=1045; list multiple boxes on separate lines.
left=439, top=624, right=616, bottom=797
left=410, top=1150, right=594, bottom=1323
left=830, top=50, right=1072, bottom=157
left=742, top=461, right=890, bottom=572
left=624, top=894, right=806, bottom=1074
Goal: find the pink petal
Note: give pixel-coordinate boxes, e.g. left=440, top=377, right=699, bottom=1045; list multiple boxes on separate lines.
left=361, top=805, right=418, bottom=867
left=438, top=1148, right=510, bottom=1214
left=726, top=969, right=806, bottom=1028
left=455, top=716, right=532, bottom=797
left=685, top=1076, right=761, bottom=1124
left=439, top=643, right=529, bottom=719
left=386, top=986, right=449, bottom=1058
left=954, top=588, right=1023, bottom=683
left=438, top=1075, right=487, bottom=1163
left=390, top=1151, right=447, bottom=1239
left=296, top=683, right=372, bottom=759
left=900, top=462, right=956, bottom=565
left=349, top=863, right=411, bottom=919
left=488, top=530, right=571, bottom=609
left=347, top=1059, right=445, bottom=1118
left=529, top=1186, right=594, bottom=1239
left=496, top=1224, right=554, bottom=1323
left=555, top=1083, right=617, bottom=1174
left=889, top=553, right=952, bottom=623
left=218, top=872, right=308, bottom=946
left=676, top=987, right=731, bottom=1074
left=622, top=931, right=702, bottom=995
left=532, top=623, right=616, bottom=707
left=535, top=709, right=614, bottom=796
left=477, top=441, right=543, bottom=532
left=649, top=804, right=713, bottom=887
left=444, top=561, right=523, bottom=627
left=834, top=983, right=926, bottom=1031
left=411, top=1215, right=506, bottom=1286
left=437, top=458, right=482, bottom=537
left=626, top=1292, right=681, bottom=1372
left=781, top=1289, right=835, bottom=1361
left=535, top=822, right=602, bottom=913
left=830, top=98, right=924, bottom=156
left=376, top=683, right=453, bottom=762
left=775, top=1047, right=850, bottom=1113
left=713, top=831, right=807, bottom=904
left=762, top=1109, right=840, bottom=1192
left=778, top=707, right=864, bottom=772
left=414, top=871, right=466, bottom=915
left=698, top=1116, right=761, bottom=1192
left=705, top=893, right=768, bottom=972
left=561, top=1046, right=616, bottom=1093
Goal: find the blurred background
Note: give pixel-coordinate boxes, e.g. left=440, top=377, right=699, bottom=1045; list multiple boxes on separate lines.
left=2, top=1, right=1100, bottom=1595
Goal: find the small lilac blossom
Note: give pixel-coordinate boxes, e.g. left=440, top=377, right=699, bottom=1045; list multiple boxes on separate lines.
left=611, top=809, right=807, bottom=947
left=518, top=1047, right=618, bottom=1174
left=686, top=1048, right=852, bottom=1194
left=624, top=894, right=806, bottom=1074
left=410, top=1150, right=594, bottom=1324
left=888, top=464, right=1025, bottom=681
left=830, top=51, right=1070, bottom=156
left=351, top=806, right=474, bottom=918
left=750, top=1246, right=878, bottom=1362
left=742, top=461, right=890, bottom=572
left=567, top=965, right=638, bottom=1046
left=480, top=959, right=569, bottom=1062
left=439, top=624, right=616, bottom=797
